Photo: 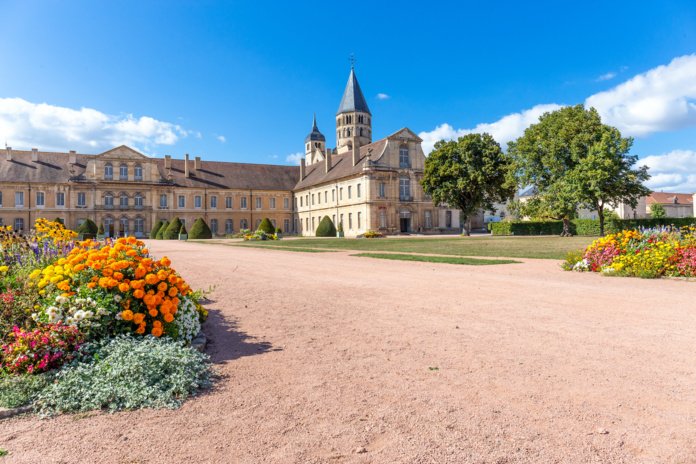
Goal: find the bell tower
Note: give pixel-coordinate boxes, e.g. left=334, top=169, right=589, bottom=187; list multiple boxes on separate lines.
left=336, top=59, right=371, bottom=154
left=305, top=113, right=326, bottom=165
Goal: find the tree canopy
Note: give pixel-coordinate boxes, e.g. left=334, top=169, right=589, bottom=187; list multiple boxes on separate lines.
left=508, top=104, right=650, bottom=235
left=649, top=203, right=666, bottom=219
left=421, top=133, right=515, bottom=235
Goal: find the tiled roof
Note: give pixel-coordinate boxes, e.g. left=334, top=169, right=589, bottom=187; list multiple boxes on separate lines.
left=337, top=68, right=371, bottom=115
left=159, top=159, right=299, bottom=191
left=646, top=192, right=694, bottom=205
left=0, top=151, right=89, bottom=184
left=294, top=138, right=388, bottom=190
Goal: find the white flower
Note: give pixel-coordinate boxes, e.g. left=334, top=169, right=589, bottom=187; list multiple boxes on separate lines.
left=114, top=295, right=122, bottom=303
left=116, top=312, right=123, bottom=321
left=66, top=317, right=74, bottom=325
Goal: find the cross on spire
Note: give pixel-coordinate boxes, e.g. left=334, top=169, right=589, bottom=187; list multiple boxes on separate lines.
left=349, top=53, right=356, bottom=69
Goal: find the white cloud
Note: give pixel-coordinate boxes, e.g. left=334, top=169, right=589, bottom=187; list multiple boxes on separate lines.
left=418, top=104, right=562, bottom=155
left=0, top=97, right=187, bottom=154
left=596, top=72, right=617, bottom=81
left=639, top=149, right=696, bottom=192
left=216, top=135, right=226, bottom=143
left=586, top=54, right=696, bottom=136
left=285, top=152, right=303, bottom=165
left=376, top=93, right=390, bottom=100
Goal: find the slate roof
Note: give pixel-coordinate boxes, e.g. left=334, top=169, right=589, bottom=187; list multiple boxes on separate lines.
left=519, top=185, right=537, bottom=197
left=0, top=151, right=89, bottom=183
left=646, top=192, right=694, bottom=205
left=305, top=114, right=326, bottom=143
left=337, top=68, right=371, bottom=115
left=294, top=138, right=388, bottom=190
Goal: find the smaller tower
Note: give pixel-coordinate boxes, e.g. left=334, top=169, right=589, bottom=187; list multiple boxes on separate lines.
left=305, top=113, right=326, bottom=165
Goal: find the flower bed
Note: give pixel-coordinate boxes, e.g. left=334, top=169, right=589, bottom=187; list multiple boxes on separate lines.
left=0, top=219, right=213, bottom=414
left=358, top=231, right=383, bottom=239
left=563, top=226, right=696, bottom=278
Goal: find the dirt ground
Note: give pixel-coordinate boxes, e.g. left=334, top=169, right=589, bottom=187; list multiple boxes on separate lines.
left=2, top=240, right=695, bottom=463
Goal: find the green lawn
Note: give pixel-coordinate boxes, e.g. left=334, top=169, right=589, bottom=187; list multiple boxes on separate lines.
left=351, top=253, right=520, bottom=265
left=197, top=235, right=595, bottom=259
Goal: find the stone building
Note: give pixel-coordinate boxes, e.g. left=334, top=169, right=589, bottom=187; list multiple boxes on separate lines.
left=0, top=67, right=464, bottom=237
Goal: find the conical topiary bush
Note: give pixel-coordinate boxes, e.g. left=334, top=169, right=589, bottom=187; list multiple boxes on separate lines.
left=179, top=223, right=187, bottom=235
left=76, top=218, right=98, bottom=236
left=164, top=217, right=183, bottom=240
left=156, top=221, right=170, bottom=240
left=315, top=216, right=337, bottom=237
left=97, top=223, right=105, bottom=236
left=257, top=217, right=275, bottom=235
left=150, top=220, right=163, bottom=239
left=188, top=218, right=212, bottom=239
left=53, top=217, right=64, bottom=225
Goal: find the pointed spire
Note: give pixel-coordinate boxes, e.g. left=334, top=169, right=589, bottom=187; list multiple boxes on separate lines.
left=337, top=68, right=371, bottom=116
left=312, top=113, right=319, bottom=131
left=305, top=113, right=325, bottom=143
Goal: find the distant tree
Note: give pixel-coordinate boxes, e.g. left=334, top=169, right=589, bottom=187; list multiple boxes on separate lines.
left=150, top=220, right=163, bottom=239
left=508, top=104, right=650, bottom=236
left=315, top=216, right=337, bottom=237
left=257, top=218, right=275, bottom=235
left=650, top=202, right=667, bottom=219
left=164, top=218, right=183, bottom=240
left=189, top=218, right=212, bottom=239
left=421, top=133, right=515, bottom=236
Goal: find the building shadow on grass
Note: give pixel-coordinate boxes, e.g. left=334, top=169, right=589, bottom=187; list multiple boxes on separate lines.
left=200, top=302, right=281, bottom=365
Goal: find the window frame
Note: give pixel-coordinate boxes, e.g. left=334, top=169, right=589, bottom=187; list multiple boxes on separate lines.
left=119, top=164, right=128, bottom=180
left=104, top=163, right=113, bottom=179
left=56, top=192, right=65, bottom=207
left=35, top=191, right=45, bottom=207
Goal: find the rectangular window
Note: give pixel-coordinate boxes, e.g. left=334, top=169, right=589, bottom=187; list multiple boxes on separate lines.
left=324, top=191, right=328, bottom=203
left=332, top=190, right=335, bottom=202
left=332, top=214, right=336, bottom=224
left=226, top=219, right=233, bottom=233
left=284, top=198, right=289, bottom=209
left=134, top=218, right=144, bottom=234
left=210, top=219, right=218, bottom=234
left=312, top=194, right=315, bottom=206
left=284, top=219, right=290, bottom=233
left=160, top=195, right=167, bottom=208
left=270, top=198, right=276, bottom=209
left=340, top=188, right=343, bottom=201
left=134, top=165, right=143, bottom=180
left=446, top=211, right=452, bottom=228
left=195, top=196, right=202, bottom=208
left=14, top=218, right=24, bottom=230
left=379, top=211, right=387, bottom=228
left=0, top=192, right=2, bottom=206
left=178, top=195, right=185, bottom=208
left=340, top=214, right=344, bottom=228
left=240, top=219, right=248, bottom=229
left=317, top=193, right=321, bottom=205
left=379, top=183, right=386, bottom=197
left=305, top=195, right=309, bottom=207
left=348, top=213, right=353, bottom=229
left=119, top=165, right=128, bottom=180
left=226, top=197, right=232, bottom=208
left=256, top=197, right=262, bottom=210
left=34, top=192, right=44, bottom=207
left=135, top=195, right=143, bottom=207
left=77, top=193, right=86, bottom=207
left=425, top=211, right=432, bottom=228
left=210, top=196, right=217, bottom=209
left=305, top=218, right=309, bottom=230
left=241, top=197, right=247, bottom=209
left=357, top=184, right=361, bottom=198
left=15, top=192, right=24, bottom=207
left=357, top=212, right=361, bottom=229
left=348, top=186, right=352, bottom=199
left=312, top=217, right=315, bottom=230
left=56, top=192, right=65, bottom=207
left=300, top=197, right=303, bottom=208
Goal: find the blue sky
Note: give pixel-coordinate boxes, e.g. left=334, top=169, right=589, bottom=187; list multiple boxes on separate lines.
left=1, top=1, right=695, bottom=191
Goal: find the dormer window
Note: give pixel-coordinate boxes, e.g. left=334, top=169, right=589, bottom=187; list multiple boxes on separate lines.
left=104, top=163, right=113, bottom=179
left=119, top=164, right=128, bottom=180
left=399, top=145, right=410, bottom=168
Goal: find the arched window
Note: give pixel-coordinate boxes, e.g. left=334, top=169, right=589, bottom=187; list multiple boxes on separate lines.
left=119, top=164, right=128, bottom=180
left=134, top=217, right=144, bottom=236
left=399, top=177, right=411, bottom=200
left=134, top=194, right=143, bottom=209
left=134, top=164, right=143, bottom=180
left=104, top=194, right=114, bottom=208
left=119, top=194, right=128, bottom=208
left=399, top=145, right=410, bottom=168
left=104, top=163, right=113, bottom=179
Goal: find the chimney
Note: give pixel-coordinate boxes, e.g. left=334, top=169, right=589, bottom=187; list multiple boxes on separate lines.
left=352, top=136, right=361, bottom=166
left=5, top=147, right=12, bottom=161
left=69, top=150, right=77, bottom=165
left=185, top=154, right=190, bottom=178
left=31, top=148, right=38, bottom=162
left=300, top=158, right=306, bottom=181
left=164, top=155, right=171, bottom=170
left=194, top=156, right=201, bottom=170
left=325, top=148, right=332, bottom=173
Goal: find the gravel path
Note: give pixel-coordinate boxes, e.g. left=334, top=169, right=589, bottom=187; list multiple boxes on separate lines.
left=1, top=240, right=695, bottom=463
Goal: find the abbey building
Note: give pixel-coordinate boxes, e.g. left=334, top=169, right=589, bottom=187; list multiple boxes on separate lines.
left=0, top=68, right=462, bottom=237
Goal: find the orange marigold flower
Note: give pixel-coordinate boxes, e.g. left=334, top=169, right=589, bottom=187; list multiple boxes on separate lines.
left=102, top=268, right=114, bottom=277
left=133, top=289, right=145, bottom=299
left=145, top=274, right=159, bottom=285
left=149, top=308, right=158, bottom=317
left=160, top=257, right=171, bottom=267
left=153, top=320, right=162, bottom=328
left=74, top=264, right=85, bottom=272
left=133, top=313, right=145, bottom=324
left=121, top=310, right=134, bottom=321
left=168, top=287, right=178, bottom=297
left=151, top=327, right=163, bottom=337
left=142, top=249, right=149, bottom=255
left=87, top=282, right=97, bottom=289
left=164, top=313, right=174, bottom=323
left=134, top=266, right=147, bottom=279
left=118, top=282, right=130, bottom=292
left=127, top=236, right=137, bottom=244
left=157, top=282, right=168, bottom=292
left=113, top=272, right=124, bottom=281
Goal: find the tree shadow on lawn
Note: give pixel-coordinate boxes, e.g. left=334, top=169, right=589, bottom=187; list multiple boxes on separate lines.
left=201, top=304, right=282, bottom=365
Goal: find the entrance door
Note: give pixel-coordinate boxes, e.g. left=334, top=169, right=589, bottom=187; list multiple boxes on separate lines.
left=400, top=218, right=409, bottom=232
left=399, top=208, right=411, bottom=233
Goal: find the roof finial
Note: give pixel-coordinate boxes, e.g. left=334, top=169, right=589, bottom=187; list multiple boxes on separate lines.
left=349, top=53, right=356, bottom=69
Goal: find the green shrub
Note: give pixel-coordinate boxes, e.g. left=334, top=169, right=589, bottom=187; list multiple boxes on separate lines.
left=155, top=221, right=170, bottom=240
left=53, top=218, right=64, bottom=225
left=257, top=218, right=275, bottom=235
left=491, top=220, right=563, bottom=236
left=97, top=223, right=105, bottom=236
left=35, top=336, right=213, bottom=415
left=149, top=220, right=163, bottom=239
left=0, top=372, right=55, bottom=408
left=650, top=203, right=667, bottom=219
left=337, top=222, right=344, bottom=233
left=316, top=216, right=337, bottom=237
left=188, top=218, right=212, bottom=239
left=179, top=223, right=187, bottom=235
left=572, top=219, right=601, bottom=236
left=275, top=227, right=282, bottom=234
left=164, top=218, right=183, bottom=240
left=76, top=219, right=98, bottom=236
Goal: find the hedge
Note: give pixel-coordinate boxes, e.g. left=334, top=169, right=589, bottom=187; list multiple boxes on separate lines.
left=257, top=217, right=275, bottom=235
left=491, top=217, right=696, bottom=236
left=315, top=216, right=337, bottom=237
left=189, top=218, right=212, bottom=239
left=163, top=218, right=183, bottom=240
left=149, top=220, right=163, bottom=239
left=156, top=221, right=170, bottom=240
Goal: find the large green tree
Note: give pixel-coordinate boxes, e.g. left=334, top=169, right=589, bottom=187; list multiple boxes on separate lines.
left=421, top=133, right=515, bottom=236
left=508, top=104, right=650, bottom=236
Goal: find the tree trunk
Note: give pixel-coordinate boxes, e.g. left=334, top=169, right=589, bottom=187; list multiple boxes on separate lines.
left=561, top=217, right=572, bottom=237
left=461, top=215, right=470, bottom=236
left=598, top=207, right=605, bottom=236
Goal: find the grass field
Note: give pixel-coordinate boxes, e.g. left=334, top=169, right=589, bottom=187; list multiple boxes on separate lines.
left=351, top=253, right=520, bottom=265
left=200, top=235, right=595, bottom=260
